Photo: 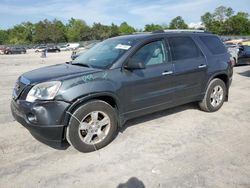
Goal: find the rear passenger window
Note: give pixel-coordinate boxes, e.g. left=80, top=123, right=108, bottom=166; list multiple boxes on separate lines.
left=168, top=36, right=201, bottom=61
left=200, top=36, right=226, bottom=55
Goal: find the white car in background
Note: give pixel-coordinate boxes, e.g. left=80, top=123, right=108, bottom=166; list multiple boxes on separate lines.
left=34, top=46, right=47, bottom=52
left=59, top=43, right=80, bottom=51
left=225, top=44, right=239, bottom=65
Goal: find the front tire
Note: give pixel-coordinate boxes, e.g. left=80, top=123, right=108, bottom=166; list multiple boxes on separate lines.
left=199, top=78, right=226, bottom=112
left=67, top=100, right=118, bottom=152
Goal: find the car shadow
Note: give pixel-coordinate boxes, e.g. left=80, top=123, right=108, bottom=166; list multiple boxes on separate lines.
left=117, top=177, right=145, bottom=188
left=30, top=132, right=70, bottom=150
left=120, top=102, right=199, bottom=133
left=34, top=102, right=199, bottom=151
left=238, top=69, right=250, bottom=77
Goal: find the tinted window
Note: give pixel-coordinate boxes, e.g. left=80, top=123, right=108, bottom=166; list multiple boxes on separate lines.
left=200, top=36, right=226, bottom=55
left=168, top=36, right=201, bottom=61
left=131, top=40, right=168, bottom=66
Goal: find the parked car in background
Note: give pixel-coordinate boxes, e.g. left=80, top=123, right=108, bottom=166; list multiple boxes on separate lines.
left=47, top=45, right=60, bottom=53
left=225, top=44, right=239, bottom=66
left=238, top=45, right=250, bottom=65
left=11, top=30, right=233, bottom=152
left=35, top=46, right=47, bottom=53
left=71, top=42, right=99, bottom=60
left=60, top=43, right=80, bottom=51
left=4, top=47, right=26, bottom=54
left=240, top=41, right=250, bottom=46
left=0, top=47, right=6, bottom=54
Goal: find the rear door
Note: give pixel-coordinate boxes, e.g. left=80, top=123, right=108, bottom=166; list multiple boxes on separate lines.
left=120, top=39, right=175, bottom=117
left=167, top=36, right=207, bottom=102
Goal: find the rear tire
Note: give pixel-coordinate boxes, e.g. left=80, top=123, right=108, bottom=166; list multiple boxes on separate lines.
left=67, top=100, right=118, bottom=152
left=199, top=78, right=226, bottom=112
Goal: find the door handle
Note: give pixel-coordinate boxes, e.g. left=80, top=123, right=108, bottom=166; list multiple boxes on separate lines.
left=162, top=71, right=173, bottom=75
left=198, top=64, right=207, bottom=68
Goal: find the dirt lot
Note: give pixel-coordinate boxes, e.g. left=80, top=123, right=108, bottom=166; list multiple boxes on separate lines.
left=0, top=51, right=250, bottom=188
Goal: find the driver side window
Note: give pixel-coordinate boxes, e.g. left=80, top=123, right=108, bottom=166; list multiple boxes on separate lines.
left=131, top=40, right=168, bottom=67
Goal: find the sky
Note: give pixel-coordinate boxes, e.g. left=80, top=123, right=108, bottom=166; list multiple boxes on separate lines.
left=0, top=0, right=250, bottom=29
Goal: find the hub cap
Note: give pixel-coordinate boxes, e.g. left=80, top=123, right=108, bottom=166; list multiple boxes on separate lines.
left=78, top=111, right=111, bottom=145
left=210, top=85, right=223, bottom=107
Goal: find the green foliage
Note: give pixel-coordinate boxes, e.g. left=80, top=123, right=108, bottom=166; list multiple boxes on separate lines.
left=90, top=23, right=112, bottom=40
left=201, top=6, right=250, bottom=35
left=66, top=18, right=90, bottom=42
left=169, top=16, right=188, bottom=29
left=7, top=22, right=34, bottom=44
left=144, top=24, right=163, bottom=32
left=119, top=22, right=136, bottom=34
left=0, top=29, right=9, bottom=45
left=110, top=23, right=120, bottom=37
left=1, top=6, right=250, bottom=45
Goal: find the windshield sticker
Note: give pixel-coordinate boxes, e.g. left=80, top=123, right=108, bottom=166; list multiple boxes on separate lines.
left=115, top=44, right=131, bottom=50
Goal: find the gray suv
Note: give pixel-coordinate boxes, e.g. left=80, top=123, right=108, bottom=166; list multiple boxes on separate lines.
left=11, top=30, right=233, bottom=152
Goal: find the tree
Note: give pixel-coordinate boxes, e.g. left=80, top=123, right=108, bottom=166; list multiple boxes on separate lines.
left=201, top=6, right=250, bottom=35
left=213, top=6, right=234, bottom=22
left=169, top=16, right=188, bottom=29
left=224, top=12, right=250, bottom=35
left=66, top=18, right=90, bottom=42
left=110, top=23, right=120, bottom=37
left=0, top=29, right=8, bottom=45
left=144, top=24, right=163, bottom=32
left=48, top=19, right=66, bottom=43
left=34, top=20, right=51, bottom=43
left=119, top=22, right=136, bottom=34
left=7, top=22, right=35, bottom=44
left=90, top=23, right=111, bottom=40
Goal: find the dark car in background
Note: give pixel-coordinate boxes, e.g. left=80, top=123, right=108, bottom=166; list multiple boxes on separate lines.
left=4, top=47, right=26, bottom=54
left=47, top=46, right=60, bottom=53
left=238, top=45, right=250, bottom=65
left=11, top=30, right=233, bottom=152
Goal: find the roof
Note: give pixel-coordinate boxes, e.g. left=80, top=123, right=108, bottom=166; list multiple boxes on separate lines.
left=111, top=30, right=213, bottom=42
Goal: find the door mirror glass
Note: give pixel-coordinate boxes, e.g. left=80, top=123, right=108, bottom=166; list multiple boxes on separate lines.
left=125, top=59, right=145, bottom=69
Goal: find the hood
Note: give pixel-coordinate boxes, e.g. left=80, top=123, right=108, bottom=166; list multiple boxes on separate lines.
left=21, top=63, right=99, bottom=84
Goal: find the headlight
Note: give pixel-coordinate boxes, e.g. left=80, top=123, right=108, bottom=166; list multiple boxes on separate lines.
left=26, top=81, right=61, bottom=102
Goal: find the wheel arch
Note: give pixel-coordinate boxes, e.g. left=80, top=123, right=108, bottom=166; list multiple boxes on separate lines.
left=62, top=92, right=121, bottom=128
left=208, top=72, right=229, bottom=101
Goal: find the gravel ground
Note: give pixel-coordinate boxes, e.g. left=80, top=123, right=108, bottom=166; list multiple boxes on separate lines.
left=0, top=51, right=250, bottom=188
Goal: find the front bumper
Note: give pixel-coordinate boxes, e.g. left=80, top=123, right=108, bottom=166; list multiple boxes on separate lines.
left=11, top=99, right=70, bottom=142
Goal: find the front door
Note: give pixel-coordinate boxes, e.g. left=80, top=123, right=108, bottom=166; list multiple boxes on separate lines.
left=120, top=39, right=175, bottom=118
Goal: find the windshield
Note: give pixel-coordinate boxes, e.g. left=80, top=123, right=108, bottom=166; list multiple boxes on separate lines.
left=72, top=38, right=136, bottom=69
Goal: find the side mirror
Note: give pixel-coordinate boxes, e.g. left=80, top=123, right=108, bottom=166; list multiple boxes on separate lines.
left=124, top=59, right=145, bottom=70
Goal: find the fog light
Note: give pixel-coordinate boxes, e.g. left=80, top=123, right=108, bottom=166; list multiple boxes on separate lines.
left=27, top=113, right=37, bottom=123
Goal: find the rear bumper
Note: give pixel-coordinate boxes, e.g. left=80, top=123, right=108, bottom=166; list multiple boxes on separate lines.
left=11, top=99, right=70, bottom=142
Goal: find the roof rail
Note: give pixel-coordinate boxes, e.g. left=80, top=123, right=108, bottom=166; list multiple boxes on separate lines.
left=132, top=32, right=151, bottom=34
left=163, top=29, right=205, bottom=33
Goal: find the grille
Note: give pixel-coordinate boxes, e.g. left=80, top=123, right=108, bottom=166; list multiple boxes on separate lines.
left=12, top=77, right=29, bottom=100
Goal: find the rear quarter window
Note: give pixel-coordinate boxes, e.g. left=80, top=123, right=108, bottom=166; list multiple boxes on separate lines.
left=200, top=36, right=226, bottom=55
